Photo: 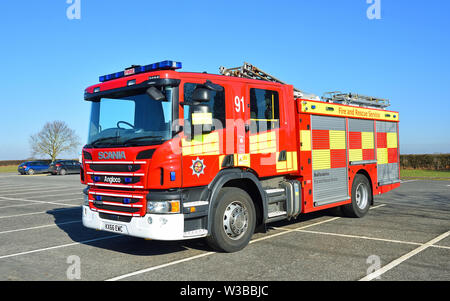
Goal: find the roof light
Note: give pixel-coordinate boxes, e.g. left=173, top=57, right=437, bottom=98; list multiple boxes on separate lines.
left=99, top=60, right=182, bottom=82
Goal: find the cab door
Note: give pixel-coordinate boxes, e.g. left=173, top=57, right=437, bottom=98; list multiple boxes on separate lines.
left=245, top=84, right=287, bottom=177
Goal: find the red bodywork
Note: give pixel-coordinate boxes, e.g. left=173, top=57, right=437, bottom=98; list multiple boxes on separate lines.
left=82, top=69, right=400, bottom=218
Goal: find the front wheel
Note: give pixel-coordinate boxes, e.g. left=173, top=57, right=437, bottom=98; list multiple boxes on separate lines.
left=341, top=174, right=372, bottom=218
left=206, top=187, right=256, bottom=253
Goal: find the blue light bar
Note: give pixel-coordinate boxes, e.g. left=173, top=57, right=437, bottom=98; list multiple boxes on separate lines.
left=99, top=60, right=182, bottom=82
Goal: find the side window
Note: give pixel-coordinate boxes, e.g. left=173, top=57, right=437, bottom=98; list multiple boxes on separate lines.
left=183, top=83, right=226, bottom=129
left=250, top=88, right=279, bottom=134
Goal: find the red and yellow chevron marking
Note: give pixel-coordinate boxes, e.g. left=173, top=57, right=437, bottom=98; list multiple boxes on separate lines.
left=249, top=131, right=277, bottom=154
left=181, top=132, right=220, bottom=156
left=311, top=129, right=346, bottom=170
left=276, top=151, right=298, bottom=173
left=376, top=132, right=398, bottom=164
left=349, top=131, right=375, bottom=162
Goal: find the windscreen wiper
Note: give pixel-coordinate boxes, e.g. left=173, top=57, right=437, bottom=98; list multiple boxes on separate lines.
left=90, top=136, right=120, bottom=147
left=123, top=135, right=164, bottom=146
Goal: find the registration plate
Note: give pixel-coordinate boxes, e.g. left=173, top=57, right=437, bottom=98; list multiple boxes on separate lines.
left=103, top=222, right=127, bottom=234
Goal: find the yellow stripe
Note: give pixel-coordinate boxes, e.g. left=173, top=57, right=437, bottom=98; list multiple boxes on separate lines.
left=292, top=152, right=298, bottom=171
left=312, top=150, right=330, bottom=170
left=182, top=132, right=219, bottom=156
left=361, top=132, right=374, bottom=149
left=387, top=132, right=398, bottom=149
left=329, top=130, right=346, bottom=150
left=300, top=130, right=311, bottom=151
left=377, top=148, right=388, bottom=165
left=249, top=131, right=276, bottom=144
left=276, top=152, right=298, bottom=173
left=250, top=131, right=277, bottom=154
left=349, top=149, right=363, bottom=161
left=301, top=100, right=399, bottom=122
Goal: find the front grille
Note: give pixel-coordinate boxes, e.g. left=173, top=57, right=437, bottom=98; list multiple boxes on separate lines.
left=89, top=164, right=141, bottom=172
left=91, top=175, right=141, bottom=185
left=93, top=203, right=140, bottom=214
left=95, top=195, right=141, bottom=204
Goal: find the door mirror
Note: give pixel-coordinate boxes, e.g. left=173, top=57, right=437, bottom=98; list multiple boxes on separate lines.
left=146, top=87, right=166, bottom=101
left=203, top=80, right=224, bottom=92
left=192, top=87, right=210, bottom=103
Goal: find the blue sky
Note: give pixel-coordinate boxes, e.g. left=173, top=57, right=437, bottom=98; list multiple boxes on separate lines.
left=0, top=0, right=449, bottom=159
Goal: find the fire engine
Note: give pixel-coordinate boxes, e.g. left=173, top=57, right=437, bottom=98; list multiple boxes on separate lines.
left=81, top=60, right=400, bottom=252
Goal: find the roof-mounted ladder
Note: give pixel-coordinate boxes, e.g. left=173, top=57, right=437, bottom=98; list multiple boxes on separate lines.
left=219, top=62, right=319, bottom=100
left=322, top=91, right=390, bottom=109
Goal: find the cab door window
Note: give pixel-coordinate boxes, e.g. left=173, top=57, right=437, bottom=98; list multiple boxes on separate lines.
left=183, top=83, right=226, bottom=129
left=249, top=88, right=279, bottom=134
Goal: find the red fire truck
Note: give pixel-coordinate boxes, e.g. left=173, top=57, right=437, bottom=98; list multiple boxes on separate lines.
left=81, top=61, right=400, bottom=252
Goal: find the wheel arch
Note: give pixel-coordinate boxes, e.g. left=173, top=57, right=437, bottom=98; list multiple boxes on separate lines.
left=355, top=169, right=374, bottom=205
left=206, top=168, right=267, bottom=232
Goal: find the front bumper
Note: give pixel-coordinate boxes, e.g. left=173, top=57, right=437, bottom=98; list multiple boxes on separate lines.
left=82, top=205, right=207, bottom=240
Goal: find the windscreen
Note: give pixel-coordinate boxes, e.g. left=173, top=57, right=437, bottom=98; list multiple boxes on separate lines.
left=87, top=87, right=174, bottom=147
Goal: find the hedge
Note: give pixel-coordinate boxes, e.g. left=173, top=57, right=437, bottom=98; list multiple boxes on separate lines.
left=400, top=154, right=450, bottom=170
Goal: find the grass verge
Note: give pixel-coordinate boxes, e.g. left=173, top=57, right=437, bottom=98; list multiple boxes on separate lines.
left=0, top=165, right=19, bottom=173
left=401, top=169, right=450, bottom=180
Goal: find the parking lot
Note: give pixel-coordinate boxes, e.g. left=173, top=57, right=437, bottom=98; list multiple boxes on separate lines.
left=0, top=173, right=448, bottom=281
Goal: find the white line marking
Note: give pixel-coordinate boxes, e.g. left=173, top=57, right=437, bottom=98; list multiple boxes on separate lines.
left=359, top=230, right=450, bottom=281
left=0, top=196, right=81, bottom=209
left=106, top=203, right=388, bottom=281
left=292, top=229, right=422, bottom=246
left=0, top=207, right=76, bottom=219
left=0, top=183, right=80, bottom=189
left=106, top=216, right=343, bottom=281
left=0, top=235, right=120, bottom=260
left=0, top=221, right=81, bottom=235
left=431, top=244, right=450, bottom=250
left=106, top=252, right=216, bottom=281
left=0, top=186, right=81, bottom=195
left=0, top=192, right=81, bottom=202
left=400, top=180, right=417, bottom=184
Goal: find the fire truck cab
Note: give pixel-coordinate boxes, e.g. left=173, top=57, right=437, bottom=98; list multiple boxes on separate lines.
left=82, top=61, right=400, bottom=252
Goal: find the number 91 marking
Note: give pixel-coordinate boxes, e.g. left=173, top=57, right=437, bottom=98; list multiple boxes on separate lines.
left=235, top=96, right=245, bottom=112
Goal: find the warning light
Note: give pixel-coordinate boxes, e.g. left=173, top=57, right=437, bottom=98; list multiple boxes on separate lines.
left=99, top=60, right=182, bottom=82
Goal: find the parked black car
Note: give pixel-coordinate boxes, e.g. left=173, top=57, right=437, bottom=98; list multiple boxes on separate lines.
left=49, top=160, right=81, bottom=175
left=18, top=161, right=49, bottom=175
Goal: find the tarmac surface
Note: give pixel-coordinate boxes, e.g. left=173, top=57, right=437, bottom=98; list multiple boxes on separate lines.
left=0, top=173, right=448, bottom=281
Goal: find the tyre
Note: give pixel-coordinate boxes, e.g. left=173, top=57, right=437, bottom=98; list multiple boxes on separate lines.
left=342, top=174, right=372, bottom=218
left=206, top=187, right=256, bottom=253
left=27, top=169, right=35, bottom=175
left=59, top=168, right=67, bottom=176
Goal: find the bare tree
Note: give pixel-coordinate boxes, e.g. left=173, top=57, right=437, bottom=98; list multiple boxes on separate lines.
left=29, top=121, right=81, bottom=162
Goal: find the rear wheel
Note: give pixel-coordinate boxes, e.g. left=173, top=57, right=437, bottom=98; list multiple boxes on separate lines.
left=342, top=174, right=372, bottom=218
left=206, top=187, right=256, bottom=253
left=59, top=168, right=67, bottom=176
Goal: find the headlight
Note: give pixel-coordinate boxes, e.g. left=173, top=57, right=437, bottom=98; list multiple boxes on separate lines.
left=147, top=200, right=180, bottom=214
left=83, top=194, right=89, bottom=206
